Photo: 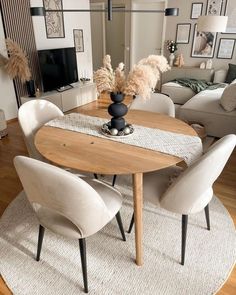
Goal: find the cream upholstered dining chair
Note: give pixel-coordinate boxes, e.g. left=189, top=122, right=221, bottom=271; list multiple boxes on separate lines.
left=14, top=156, right=126, bottom=293
left=18, top=99, right=93, bottom=177
left=18, top=99, right=64, bottom=161
left=127, top=134, right=236, bottom=265
left=110, top=92, right=175, bottom=187
left=129, top=92, right=175, bottom=117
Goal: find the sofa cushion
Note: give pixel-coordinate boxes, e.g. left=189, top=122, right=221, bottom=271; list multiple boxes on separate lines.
left=213, top=69, right=227, bottom=83
left=220, top=83, right=236, bottom=112
left=179, top=88, right=236, bottom=137
left=161, top=82, right=195, bottom=104
left=225, top=63, right=236, bottom=83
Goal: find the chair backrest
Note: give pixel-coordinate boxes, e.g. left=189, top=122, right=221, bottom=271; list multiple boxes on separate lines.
left=18, top=100, right=64, bottom=160
left=14, top=156, right=112, bottom=238
left=129, top=93, right=175, bottom=117
left=160, top=134, right=236, bottom=214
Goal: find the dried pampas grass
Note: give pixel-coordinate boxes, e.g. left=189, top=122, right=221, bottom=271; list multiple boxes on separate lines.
left=94, top=54, right=170, bottom=99
left=114, top=62, right=125, bottom=93
left=94, top=54, right=115, bottom=94
left=103, top=54, right=113, bottom=73
left=125, top=55, right=170, bottom=100
left=138, top=55, right=170, bottom=74
left=93, top=67, right=114, bottom=93
left=4, top=38, right=31, bottom=82
left=124, top=64, right=157, bottom=100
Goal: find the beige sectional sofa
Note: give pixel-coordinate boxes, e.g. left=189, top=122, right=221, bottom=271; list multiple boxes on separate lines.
left=161, top=68, right=236, bottom=138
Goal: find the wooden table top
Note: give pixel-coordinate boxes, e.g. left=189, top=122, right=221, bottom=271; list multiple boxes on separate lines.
left=35, top=109, right=197, bottom=175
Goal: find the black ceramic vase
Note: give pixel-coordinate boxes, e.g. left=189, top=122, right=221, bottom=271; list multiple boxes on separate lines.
left=26, top=80, right=36, bottom=97
left=108, top=92, right=128, bottom=131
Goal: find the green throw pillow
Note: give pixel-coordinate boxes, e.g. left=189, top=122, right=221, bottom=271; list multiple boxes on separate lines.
left=225, top=64, right=236, bottom=83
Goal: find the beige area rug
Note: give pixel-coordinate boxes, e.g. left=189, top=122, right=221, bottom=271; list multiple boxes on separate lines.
left=0, top=184, right=235, bottom=295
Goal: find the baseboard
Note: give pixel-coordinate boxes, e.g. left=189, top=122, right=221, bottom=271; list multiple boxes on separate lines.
left=7, top=118, right=18, bottom=123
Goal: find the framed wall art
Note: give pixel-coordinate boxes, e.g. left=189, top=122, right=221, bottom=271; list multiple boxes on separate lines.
left=224, top=0, right=236, bottom=33
left=191, top=3, right=203, bottom=19
left=217, top=38, right=235, bottom=59
left=191, top=24, right=217, bottom=58
left=206, top=0, right=223, bottom=15
left=176, top=23, right=191, bottom=44
left=73, top=29, right=84, bottom=52
left=43, top=0, right=65, bottom=38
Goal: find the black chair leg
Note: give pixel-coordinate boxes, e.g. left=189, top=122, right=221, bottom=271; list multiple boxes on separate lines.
left=94, top=173, right=98, bottom=179
left=181, top=215, right=188, bottom=266
left=127, top=213, right=134, bottom=234
left=204, top=204, right=210, bottom=231
left=115, top=212, right=126, bottom=241
left=36, top=225, right=45, bottom=261
left=112, top=175, right=117, bottom=186
left=79, top=238, right=88, bottom=293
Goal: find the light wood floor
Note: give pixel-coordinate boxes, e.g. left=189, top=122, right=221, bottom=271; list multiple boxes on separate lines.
left=0, top=97, right=235, bottom=294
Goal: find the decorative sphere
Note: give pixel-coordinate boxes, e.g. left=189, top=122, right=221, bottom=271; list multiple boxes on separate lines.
left=110, top=92, right=124, bottom=103
left=124, top=126, right=130, bottom=135
left=108, top=103, right=128, bottom=117
left=110, top=128, right=118, bottom=136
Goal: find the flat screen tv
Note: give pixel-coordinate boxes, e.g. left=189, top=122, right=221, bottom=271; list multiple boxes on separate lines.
left=38, top=47, right=78, bottom=92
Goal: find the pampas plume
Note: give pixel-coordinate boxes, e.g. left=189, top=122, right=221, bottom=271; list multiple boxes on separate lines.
left=114, top=62, right=125, bottom=93
left=138, top=55, right=170, bottom=73
left=103, top=54, right=113, bottom=73
left=124, top=64, right=157, bottom=100
left=94, top=54, right=115, bottom=94
left=4, top=38, right=31, bottom=82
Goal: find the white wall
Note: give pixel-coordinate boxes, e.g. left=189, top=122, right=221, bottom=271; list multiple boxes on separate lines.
left=0, top=11, right=18, bottom=120
left=31, top=0, right=93, bottom=79
left=166, top=0, right=236, bottom=70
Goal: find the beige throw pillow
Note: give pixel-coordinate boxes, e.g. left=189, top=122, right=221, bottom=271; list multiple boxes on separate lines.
left=220, top=83, right=236, bottom=112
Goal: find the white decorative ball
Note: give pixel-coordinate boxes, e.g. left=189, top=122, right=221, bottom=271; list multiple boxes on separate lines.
left=110, top=128, right=118, bottom=136
left=124, top=127, right=130, bottom=135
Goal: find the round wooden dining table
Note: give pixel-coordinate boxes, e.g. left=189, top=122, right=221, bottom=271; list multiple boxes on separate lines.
left=35, top=108, right=197, bottom=266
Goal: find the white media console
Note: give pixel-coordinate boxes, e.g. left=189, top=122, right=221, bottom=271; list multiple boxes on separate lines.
left=20, top=82, right=97, bottom=112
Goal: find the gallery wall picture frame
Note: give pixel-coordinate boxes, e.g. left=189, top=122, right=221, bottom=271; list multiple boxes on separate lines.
left=43, top=0, right=65, bottom=39
left=217, top=38, right=235, bottom=59
left=73, top=29, right=84, bottom=52
left=206, top=0, right=223, bottom=15
left=224, top=0, right=236, bottom=34
left=191, top=24, right=217, bottom=58
left=190, top=3, right=203, bottom=19
left=176, top=23, right=191, bottom=44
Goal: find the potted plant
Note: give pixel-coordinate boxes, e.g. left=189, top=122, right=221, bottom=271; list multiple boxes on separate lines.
left=94, top=54, right=170, bottom=136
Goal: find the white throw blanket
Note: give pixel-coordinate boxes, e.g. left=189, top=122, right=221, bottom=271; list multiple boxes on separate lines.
left=46, top=113, right=202, bottom=166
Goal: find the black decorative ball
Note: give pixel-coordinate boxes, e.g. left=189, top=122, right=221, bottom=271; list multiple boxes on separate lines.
left=108, top=103, right=128, bottom=118
left=111, top=117, right=125, bottom=130
left=110, top=92, right=124, bottom=103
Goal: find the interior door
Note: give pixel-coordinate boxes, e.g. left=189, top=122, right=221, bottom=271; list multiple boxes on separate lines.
left=130, top=0, right=166, bottom=66
left=90, top=3, right=106, bottom=70
left=105, top=5, right=125, bottom=69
